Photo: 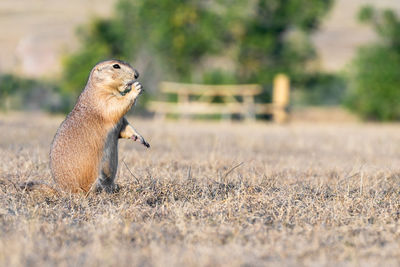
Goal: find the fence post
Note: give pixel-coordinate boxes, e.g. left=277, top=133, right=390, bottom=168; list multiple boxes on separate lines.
left=178, top=91, right=190, bottom=120
left=272, top=74, right=290, bottom=123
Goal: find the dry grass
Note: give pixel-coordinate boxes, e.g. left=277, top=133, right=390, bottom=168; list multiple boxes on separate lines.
left=0, top=112, right=399, bottom=266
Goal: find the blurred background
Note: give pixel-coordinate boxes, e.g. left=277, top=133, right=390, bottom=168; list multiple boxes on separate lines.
left=0, top=0, right=399, bottom=121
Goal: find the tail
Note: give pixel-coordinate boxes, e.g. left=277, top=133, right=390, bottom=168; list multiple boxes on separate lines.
left=19, top=181, right=60, bottom=196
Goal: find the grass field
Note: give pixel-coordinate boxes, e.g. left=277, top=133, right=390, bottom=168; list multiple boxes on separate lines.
left=0, top=113, right=399, bottom=266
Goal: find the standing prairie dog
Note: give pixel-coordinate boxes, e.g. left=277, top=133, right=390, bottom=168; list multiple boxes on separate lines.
left=50, top=60, right=149, bottom=193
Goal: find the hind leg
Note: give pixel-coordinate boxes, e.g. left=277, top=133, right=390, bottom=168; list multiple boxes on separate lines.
left=95, top=161, right=120, bottom=193
left=95, top=158, right=120, bottom=193
left=95, top=171, right=120, bottom=193
left=95, top=120, right=122, bottom=193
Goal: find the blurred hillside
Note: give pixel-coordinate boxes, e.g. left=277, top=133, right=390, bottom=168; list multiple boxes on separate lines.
left=0, top=0, right=117, bottom=78
left=313, top=0, right=400, bottom=71
left=1, top=0, right=400, bottom=78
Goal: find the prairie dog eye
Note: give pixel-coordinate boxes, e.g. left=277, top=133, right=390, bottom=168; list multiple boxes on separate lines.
left=113, top=64, right=121, bottom=69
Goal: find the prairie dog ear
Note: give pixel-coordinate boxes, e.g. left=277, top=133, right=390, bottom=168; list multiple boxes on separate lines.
left=96, top=65, right=107, bottom=72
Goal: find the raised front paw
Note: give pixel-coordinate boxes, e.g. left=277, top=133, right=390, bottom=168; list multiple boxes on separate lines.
left=133, top=81, right=143, bottom=94
left=131, top=134, right=150, bottom=148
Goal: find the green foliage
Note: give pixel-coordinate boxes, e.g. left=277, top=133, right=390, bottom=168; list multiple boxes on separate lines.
left=129, top=0, right=225, bottom=80
left=237, top=0, right=333, bottom=84
left=202, top=70, right=237, bottom=85
left=294, top=73, right=347, bottom=106
left=358, top=5, right=374, bottom=22
left=0, top=74, right=26, bottom=97
left=61, top=43, right=109, bottom=97
left=358, top=6, right=400, bottom=52
left=346, top=6, right=400, bottom=121
left=61, top=21, right=122, bottom=98
left=346, top=45, right=400, bottom=120
left=0, top=74, right=59, bottom=111
left=0, top=74, right=36, bottom=110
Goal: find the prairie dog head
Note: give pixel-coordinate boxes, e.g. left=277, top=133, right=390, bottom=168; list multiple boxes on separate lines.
left=89, top=59, right=142, bottom=99
left=85, top=60, right=143, bottom=122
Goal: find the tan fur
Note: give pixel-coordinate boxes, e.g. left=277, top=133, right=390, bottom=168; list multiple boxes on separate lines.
left=50, top=60, right=143, bottom=193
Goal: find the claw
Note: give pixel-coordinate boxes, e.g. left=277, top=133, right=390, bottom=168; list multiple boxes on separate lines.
left=130, top=134, right=150, bottom=148
left=139, top=137, right=150, bottom=148
left=142, top=141, right=150, bottom=148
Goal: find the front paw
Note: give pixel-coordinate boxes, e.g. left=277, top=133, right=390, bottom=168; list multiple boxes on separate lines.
left=141, top=138, right=150, bottom=148
left=133, top=81, right=143, bottom=94
left=131, top=135, right=150, bottom=148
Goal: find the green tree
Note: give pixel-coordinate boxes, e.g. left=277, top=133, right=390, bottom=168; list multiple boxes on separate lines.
left=237, top=0, right=333, bottom=85
left=358, top=6, right=400, bottom=53
left=346, top=6, right=400, bottom=120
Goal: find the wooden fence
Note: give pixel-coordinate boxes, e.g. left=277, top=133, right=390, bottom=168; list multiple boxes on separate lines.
left=148, top=74, right=290, bottom=123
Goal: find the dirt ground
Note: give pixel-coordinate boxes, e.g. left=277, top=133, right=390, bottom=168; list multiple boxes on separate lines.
left=0, top=112, right=399, bottom=266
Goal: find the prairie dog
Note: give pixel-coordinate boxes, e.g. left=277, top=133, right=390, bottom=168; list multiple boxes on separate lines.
left=50, top=60, right=149, bottom=193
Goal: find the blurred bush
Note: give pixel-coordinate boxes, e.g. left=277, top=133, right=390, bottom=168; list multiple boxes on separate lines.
left=202, top=70, right=237, bottom=85
left=294, top=73, right=347, bottom=106
left=0, top=74, right=60, bottom=112
left=346, top=6, right=400, bottom=120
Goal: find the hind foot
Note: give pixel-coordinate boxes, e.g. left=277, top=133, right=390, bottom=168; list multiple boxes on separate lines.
left=95, top=182, right=120, bottom=194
